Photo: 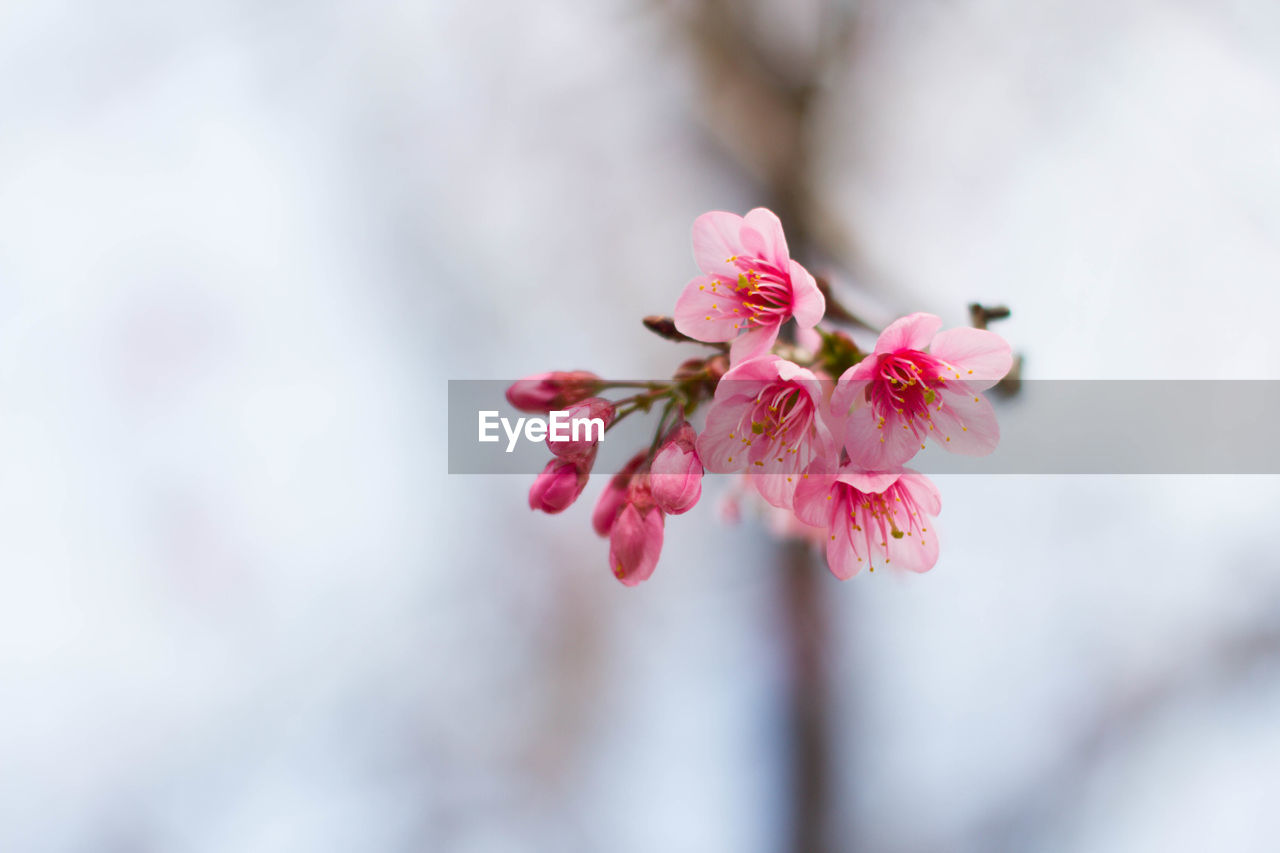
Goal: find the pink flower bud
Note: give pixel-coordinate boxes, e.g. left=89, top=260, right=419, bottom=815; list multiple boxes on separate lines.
left=592, top=452, right=645, bottom=537
left=608, top=480, right=664, bottom=586
left=547, top=397, right=615, bottom=462
left=529, top=457, right=591, bottom=514
left=650, top=421, right=702, bottom=515
left=506, top=371, right=600, bottom=414
left=705, top=354, right=730, bottom=381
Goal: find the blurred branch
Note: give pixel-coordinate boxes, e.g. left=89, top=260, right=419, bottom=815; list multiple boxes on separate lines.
left=968, top=303, right=1011, bottom=329
left=781, top=538, right=833, bottom=853
left=655, top=0, right=860, bottom=268
left=652, top=3, right=861, bottom=851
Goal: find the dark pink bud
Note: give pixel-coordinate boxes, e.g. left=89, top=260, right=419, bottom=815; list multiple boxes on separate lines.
left=547, top=397, right=615, bottom=462
left=608, top=480, right=664, bottom=586
left=673, top=357, right=706, bottom=381
left=506, top=371, right=600, bottom=414
left=705, top=354, right=730, bottom=381
left=529, top=457, right=591, bottom=514
left=650, top=421, right=702, bottom=515
left=592, top=452, right=646, bottom=537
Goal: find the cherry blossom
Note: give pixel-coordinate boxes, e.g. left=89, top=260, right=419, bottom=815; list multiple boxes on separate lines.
left=833, top=313, right=1012, bottom=469
left=793, top=463, right=942, bottom=578
left=674, top=209, right=825, bottom=363
left=697, top=354, right=836, bottom=509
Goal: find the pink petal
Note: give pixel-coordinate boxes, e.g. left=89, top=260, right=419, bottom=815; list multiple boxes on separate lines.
left=835, top=470, right=902, bottom=494
left=930, top=387, right=1000, bottom=456
left=842, top=407, right=922, bottom=469
left=899, top=470, right=942, bottom=516
left=831, top=364, right=874, bottom=416
left=884, top=519, right=939, bottom=573
left=719, top=353, right=783, bottom=387
left=788, top=259, right=825, bottom=328
left=874, top=313, right=943, bottom=354
left=650, top=445, right=702, bottom=515
left=728, top=323, right=779, bottom=363
left=751, top=470, right=799, bottom=510
left=592, top=479, right=628, bottom=537
left=696, top=397, right=751, bottom=473
left=792, top=465, right=837, bottom=528
left=774, top=357, right=815, bottom=385
left=825, top=522, right=863, bottom=580
left=609, top=505, right=664, bottom=586
left=674, top=276, right=744, bottom=343
left=742, top=207, right=789, bottom=268
left=928, top=327, right=1013, bottom=391
left=691, top=210, right=746, bottom=279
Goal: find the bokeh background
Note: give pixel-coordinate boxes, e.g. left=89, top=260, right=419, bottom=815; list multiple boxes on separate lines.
left=3, top=1, right=1280, bottom=851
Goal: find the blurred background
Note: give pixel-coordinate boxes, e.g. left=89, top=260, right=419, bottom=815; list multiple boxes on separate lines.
left=3, top=0, right=1280, bottom=850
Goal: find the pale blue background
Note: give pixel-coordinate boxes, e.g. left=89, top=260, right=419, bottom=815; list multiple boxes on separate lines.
left=2, top=1, right=1279, bottom=850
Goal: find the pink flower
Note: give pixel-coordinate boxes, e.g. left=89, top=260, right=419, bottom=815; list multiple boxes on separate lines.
left=592, top=452, right=646, bottom=537
left=547, top=397, right=615, bottom=462
left=793, top=462, right=942, bottom=578
left=833, top=313, right=1012, bottom=469
left=608, top=477, right=664, bottom=586
left=529, top=456, right=591, bottom=514
left=506, top=371, right=600, bottom=414
left=649, top=421, right=702, bottom=515
left=696, top=354, right=837, bottom=509
left=673, top=208, right=825, bottom=363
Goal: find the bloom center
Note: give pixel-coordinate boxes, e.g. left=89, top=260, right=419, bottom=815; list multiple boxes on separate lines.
left=749, top=383, right=812, bottom=446
left=726, top=255, right=792, bottom=328
left=836, top=481, right=929, bottom=566
left=867, top=351, right=947, bottom=423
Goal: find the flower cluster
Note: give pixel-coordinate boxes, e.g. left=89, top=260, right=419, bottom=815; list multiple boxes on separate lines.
left=510, top=209, right=1013, bottom=585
